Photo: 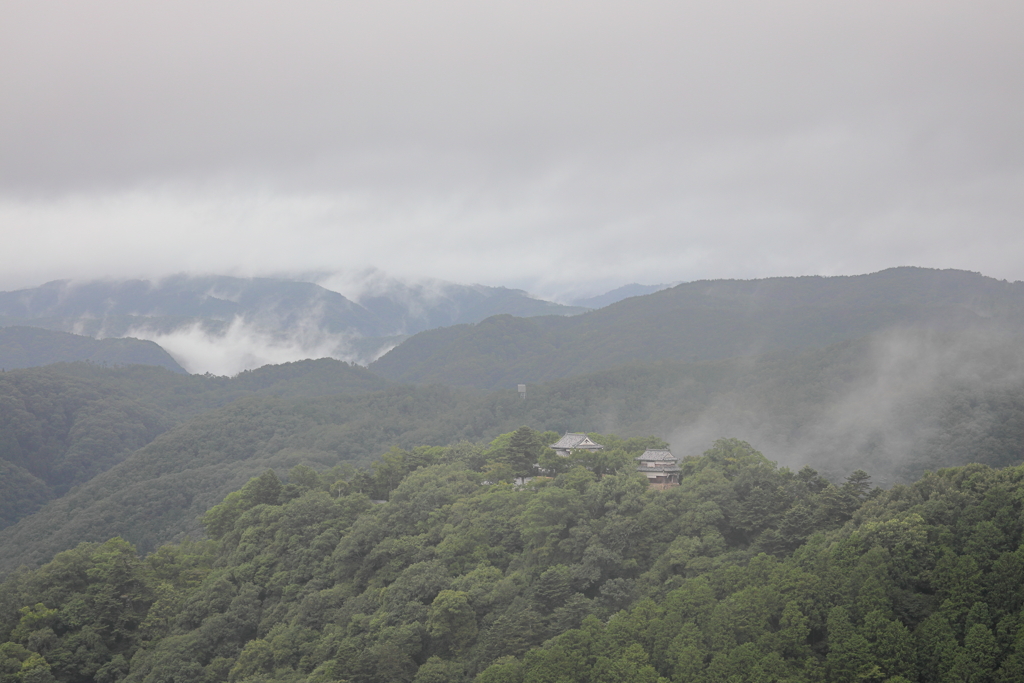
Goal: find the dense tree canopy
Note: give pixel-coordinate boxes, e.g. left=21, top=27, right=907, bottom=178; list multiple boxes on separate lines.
left=4, top=431, right=1020, bottom=682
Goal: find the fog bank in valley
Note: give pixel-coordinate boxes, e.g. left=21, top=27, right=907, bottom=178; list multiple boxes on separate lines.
left=665, top=326, right=1024, bottom=484
left=123, top=316, right=372, bottom=376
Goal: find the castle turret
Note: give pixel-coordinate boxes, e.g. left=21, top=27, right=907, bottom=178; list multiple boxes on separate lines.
left=636, top=448, right=680, bottom=489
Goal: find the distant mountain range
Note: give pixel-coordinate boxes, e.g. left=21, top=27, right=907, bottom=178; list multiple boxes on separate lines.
left=0, top=274, right=588, bottom=338
left=566, top=282, right=677, bottom=308
left=0, top=274, right=589, bottom=371
left=371, top=267, right=1024, bottom=389
left=5, top=267, right=1023, bottom=383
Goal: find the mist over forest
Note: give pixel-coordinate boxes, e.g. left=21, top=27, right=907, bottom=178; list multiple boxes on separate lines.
left=2, top=266, right=1024, bottom=682
left=0, top=273, right=588, bottom=375
left=3, top=266, right=1023, bottom=495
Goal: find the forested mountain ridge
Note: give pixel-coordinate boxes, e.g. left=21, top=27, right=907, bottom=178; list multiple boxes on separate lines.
left=0, top=327, right=185, bottom=374
left=5, top=323, right=1024, bottom=577
left=5, top=267, right=1015, bottom=378
left=0, top=385, right=491, bottom=575
left=0, top=368, right=171, bottom=530
left=0, top=360, right=386, bottom=533
left=1, top=435, right=1022, bottom=683
left=478, top=456, right=1024, bottom=683
left=371, top=267, right=1024, bottom=389
left=41, top=357, right=389, bottom=417
left=501, top=327, right=1024, bottom=485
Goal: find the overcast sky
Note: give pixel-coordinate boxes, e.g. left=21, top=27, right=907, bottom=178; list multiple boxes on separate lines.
left=2, top=0, right=1022, bottom=300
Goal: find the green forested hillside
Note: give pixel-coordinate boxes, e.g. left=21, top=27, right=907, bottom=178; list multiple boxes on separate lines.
left=0, top=384, right=469, bottom=575
left=44, top=358, right=389, bottom=419
left=0, top=327, right=185, bottom=374
left=371, top=267, right=1024, bottom=389
left=516, top=329, right=1024, bottom=485
left=5, top=328, right=1024, bottom=576
left=1, top=435, right=1022, bottom=683
left=482, top=459, right=1024, bottom=683
left=0, top=371, right=171, bottom=529
left=0, top=360, right=387, bottom=531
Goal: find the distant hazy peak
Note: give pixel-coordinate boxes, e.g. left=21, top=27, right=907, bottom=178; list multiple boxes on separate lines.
left=0, top=272, right=586, bottom=373
left=569, top=282, right=679, bottom=309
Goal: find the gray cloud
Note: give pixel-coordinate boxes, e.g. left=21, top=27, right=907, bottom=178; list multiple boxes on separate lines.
left=123, top=316, right=364, bottom=376
left=665, top=325, right=1024, bottom=484
left=1, top=0, right=1022, bottom=297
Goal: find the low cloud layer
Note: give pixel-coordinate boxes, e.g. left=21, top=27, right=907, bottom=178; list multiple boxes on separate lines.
left=125, top=316, right=367, bottom=376
left=2, top=1, right=1022, bottom=296
left=667, top=326, right=1024, bottom=483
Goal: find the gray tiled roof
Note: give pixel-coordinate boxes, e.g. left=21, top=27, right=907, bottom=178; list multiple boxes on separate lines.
left=637, top=448, right=676, bottom=462
left=550, top=433, right=602, bottom=450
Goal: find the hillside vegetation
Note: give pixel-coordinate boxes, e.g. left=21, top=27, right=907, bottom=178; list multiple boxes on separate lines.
left=0, top=360, right=386, bottom=531
left=5, top=325, right=1024, bottom=576
left=0, top=327, right=185, bottom=374
left=0, top=370, right=171, bottom=529
left=0, top=385, right=487, bottom=575
left=1, top=434, right=1022, bottom=683
left=2, top=267, right=1024, bottom=683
